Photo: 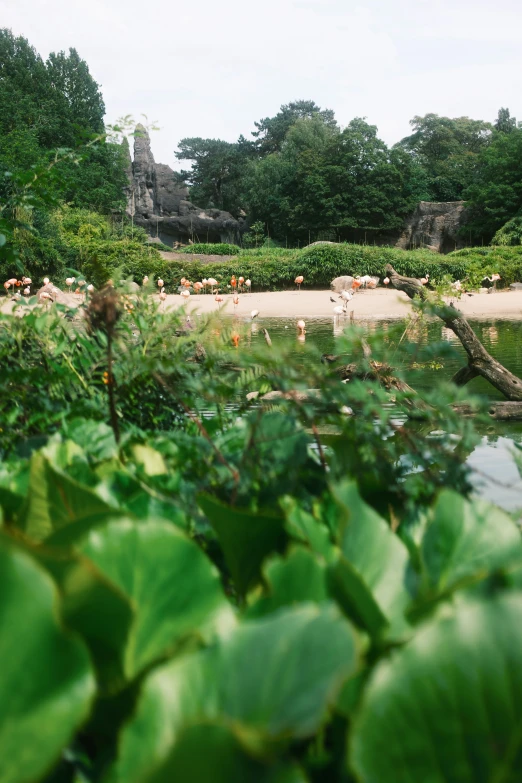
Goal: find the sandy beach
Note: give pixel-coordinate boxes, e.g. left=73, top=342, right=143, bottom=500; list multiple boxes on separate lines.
left=172, top=287, right=522, bottom=320
left=2, top=287, right=522, bottom=320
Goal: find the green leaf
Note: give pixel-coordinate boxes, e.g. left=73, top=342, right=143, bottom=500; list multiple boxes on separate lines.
left=0, top=539, right=95, bottom=783
left=351, top=593, right=522, bottom=783
left=198, top=495, right=287, bottom=596
left=35, top=544, right=135, bottom=690
left=282, top=498, right=335, bottom=562
left=96, top=470, right=188, bottom=530
left=246, top=546, right=328, bottom=617
left=147, top=724, right=308, bottom=783
left=20, top=452, right=115, bottom=541
left=328, top=481, right=413, bottom=638
left=131, top=444, right=167, bottom=476
left=80, top=519, right=232, bottom=678
left=420, top=490, right=522, bottom=594
left=116, top=604, right=359, bottom=782
left=64, top=418, right=118, bottom=461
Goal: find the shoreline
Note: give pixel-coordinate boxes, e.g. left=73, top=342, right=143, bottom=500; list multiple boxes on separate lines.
left=175, top=288, right=522, bottom=320
left=2, top=287, right=522, bottom=320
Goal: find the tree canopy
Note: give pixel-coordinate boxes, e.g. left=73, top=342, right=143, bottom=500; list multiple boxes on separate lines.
left=0, top=28, right=126, bottom=214
left=395, top=113, right=492, bottom=202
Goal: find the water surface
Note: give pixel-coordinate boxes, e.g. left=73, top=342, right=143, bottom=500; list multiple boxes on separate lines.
left=233, top=315, right=522, bottom=513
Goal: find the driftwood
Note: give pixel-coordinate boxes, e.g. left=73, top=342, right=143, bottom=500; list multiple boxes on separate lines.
left=386, top=264, right=522, bottom=401
left=336, top=360, right=416, bottom=395
left=452, top=402, right=522, bottom=421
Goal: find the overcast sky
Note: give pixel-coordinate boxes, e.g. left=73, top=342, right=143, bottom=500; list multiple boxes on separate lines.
left=3, top=0, right=521, bottom=167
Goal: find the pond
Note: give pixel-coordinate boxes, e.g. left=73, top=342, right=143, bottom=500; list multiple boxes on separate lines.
left=236, top=314, right=522, bottom=513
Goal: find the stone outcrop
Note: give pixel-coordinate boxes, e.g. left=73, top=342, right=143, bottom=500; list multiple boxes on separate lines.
left=396, top=201, right=467, bottom=254
left=126, top=125, right=240, bottom=247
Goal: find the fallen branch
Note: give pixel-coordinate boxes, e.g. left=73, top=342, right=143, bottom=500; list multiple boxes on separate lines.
left=452, top=402, right=522, bottom=421
left=386, top=264, right=522, bottom=401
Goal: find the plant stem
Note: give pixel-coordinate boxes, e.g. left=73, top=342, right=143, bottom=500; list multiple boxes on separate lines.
left=107, top=332, right=120, bottom=443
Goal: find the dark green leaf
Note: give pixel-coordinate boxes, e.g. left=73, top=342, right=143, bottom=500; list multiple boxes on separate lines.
left=0, top=539, right=95, bottom=783
left=351, top=593, right=522, bottom=783
left=198, top=495, right=287, bottom=596
left=80, top=519, right=232, bottom=678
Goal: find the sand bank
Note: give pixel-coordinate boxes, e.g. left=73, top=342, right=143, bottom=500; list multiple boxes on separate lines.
left=2, top=287, right=522, bottom=320
left=172, top=288, right=522, bottom=320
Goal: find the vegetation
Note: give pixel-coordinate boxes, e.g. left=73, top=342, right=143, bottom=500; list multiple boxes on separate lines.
left=179, top=242, right=241, bottom=256
left=0, top=29, right=128, bottom=215
left=174, top=103, right=522, bottom=247
left=116, top=242, right=522, bottom=292
left=2, top=274, right=522, bottom=781
left=3, top=27, right=522, bottom=783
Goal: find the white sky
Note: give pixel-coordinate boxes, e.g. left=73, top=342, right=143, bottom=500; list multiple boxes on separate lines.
left=2, top=0, right=521, bottom=168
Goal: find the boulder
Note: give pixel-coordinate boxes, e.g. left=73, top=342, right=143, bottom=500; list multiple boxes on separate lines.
left=396, top=201, right=468, bottom=254
left=510, top=282, right=522, bottom=290
left=37, top=284, right=67, bottom=303
left=127, top=125, right=241, bottom=247
left=330, top=276, right=354, bottom=293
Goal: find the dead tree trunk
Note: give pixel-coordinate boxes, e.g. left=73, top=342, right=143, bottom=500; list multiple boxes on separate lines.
left=385, top=264, right=522, bottom=401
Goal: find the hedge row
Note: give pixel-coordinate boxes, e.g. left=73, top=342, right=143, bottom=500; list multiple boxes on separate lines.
left=180, top=243, right=241, bottom=256
left=111, top=243, right=522, bottom=293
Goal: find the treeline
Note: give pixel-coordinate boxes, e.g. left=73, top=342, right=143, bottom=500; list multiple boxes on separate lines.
left=175, top=102, right=522, bottom=246
left=0, top=29, right=127, bottom=214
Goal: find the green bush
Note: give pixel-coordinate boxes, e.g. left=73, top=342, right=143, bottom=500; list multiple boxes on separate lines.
left=180, top=243, right=241, bottom=256
left=449, top=245, right=522, bottom=286
left=492, top=216, right=522, bottom=247
left=131, top=244, right=472, bottom=292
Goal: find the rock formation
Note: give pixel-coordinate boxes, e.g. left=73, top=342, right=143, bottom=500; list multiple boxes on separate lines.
left=396, top=201, right=467, bottom=254
left=126, top=125, right=240, bottom=247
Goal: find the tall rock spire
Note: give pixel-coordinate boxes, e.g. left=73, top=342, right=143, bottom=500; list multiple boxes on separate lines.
left=126, top=124, right=241, bottom=246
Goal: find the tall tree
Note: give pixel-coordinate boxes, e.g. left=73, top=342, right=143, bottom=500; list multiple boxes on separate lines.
left=495, top=107, right=517, bottom=134
left=0, top=29, right=125, bottom=213
left=396, top=113, right=492, bottom=201
left=45, top=48, right=105, bottom=141
left=244, top=117, right=413, bottom=243
left=252, top=100, right=338, bottom=156
left=463, top=126, right=522, bottom=242
left=175, top=137, right=254, bottom=214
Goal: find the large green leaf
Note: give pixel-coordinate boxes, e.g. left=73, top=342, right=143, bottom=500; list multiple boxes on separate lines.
left=198, top=495, right=287, bottom=596
left=80, top=519, right=232, bottom=678
left=246, top=546, right=328, bottom=617
left=328, top=481, right=413, bottom=638
left=147, top=724, right=308, bottom=783
left=20, top=452, right=115, bottom=541
left=115, top=604, right=359, bottom=782
left=0, top=539, right=95, bottom=783
left=351, top=593, right=522, bottom=783
left=420, top=490, right=522, bottom=594
left=96, top=470, right=188, bottom=530
left=35, top=545, right=135, bottom=690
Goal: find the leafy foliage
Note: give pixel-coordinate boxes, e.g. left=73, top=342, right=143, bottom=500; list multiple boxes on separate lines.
left=1, top=270, right=522, bottom=780
left=395, top=113, right=492, bottom=202
left=463, top=125, right=522, bottom=242
left=180, top=242, right=240, bottom=255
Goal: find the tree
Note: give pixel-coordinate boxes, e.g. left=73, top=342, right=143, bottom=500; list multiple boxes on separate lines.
left=0, top=29, right=126, bottom=215
left=463, top=127, right=522, bottom=242
left=396, top=113, right=492, bottom=201
left=495, top=107, right=517, bottom=134
left=45, top=48, right=105, bottom=141
left=244, top=117, right=413, bottom=243
left=252, top=99, right=338, bottom=156
left=175, top=138, right=253, bottom=214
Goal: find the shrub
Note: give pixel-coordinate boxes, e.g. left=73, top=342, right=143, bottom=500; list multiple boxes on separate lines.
left=449, top=245, right=522, bottom=286
left=180, top=243, right=241, bottom=256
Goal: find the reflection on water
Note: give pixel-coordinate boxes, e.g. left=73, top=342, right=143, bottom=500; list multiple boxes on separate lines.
left=227, top=314, right=522, bottom=512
